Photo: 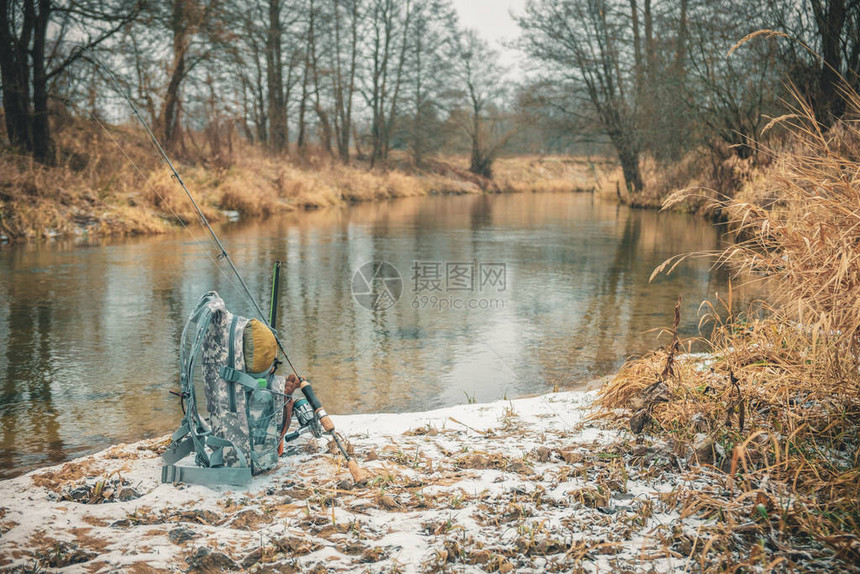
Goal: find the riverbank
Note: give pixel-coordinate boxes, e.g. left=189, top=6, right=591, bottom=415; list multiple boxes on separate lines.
left=0, top=120, right=619, bottom=244
left=597, top=92, right=860, bottom=571
left=1, top=382, right=856, bottom=573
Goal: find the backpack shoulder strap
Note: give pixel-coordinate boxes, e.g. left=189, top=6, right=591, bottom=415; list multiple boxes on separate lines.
left=219, top=366, right=263, bottom=390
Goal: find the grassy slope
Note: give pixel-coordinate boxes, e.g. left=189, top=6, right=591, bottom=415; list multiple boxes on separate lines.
left=0, top=118, right=620, bottom=243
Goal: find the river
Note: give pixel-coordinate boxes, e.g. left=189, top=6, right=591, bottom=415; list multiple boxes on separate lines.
left=0, top=192, right=744, bottom=478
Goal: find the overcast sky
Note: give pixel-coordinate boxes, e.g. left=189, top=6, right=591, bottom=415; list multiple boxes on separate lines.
left=451, top=0, right=527, bottom=70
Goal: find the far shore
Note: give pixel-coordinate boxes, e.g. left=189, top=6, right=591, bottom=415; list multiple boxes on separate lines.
left=0, top=146, right=621, bottom=245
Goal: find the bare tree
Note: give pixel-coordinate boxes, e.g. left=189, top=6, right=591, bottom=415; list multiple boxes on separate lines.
left=265, top=0, right=286, bottom=151
left=768, top=0, right=860, bottom=125
left=683, top=1, right=784, bottom=159
left=157, top=0, right=235, bottom=150
left=236, top=4, right=268, bottom=144
left=329, top=0, right=360, bottom=162
left=451, top=30, right=512, bottom=178
left=296, top=0, right=313, bottom=152
left=0, top=0, right=137, bottom=162
left=361, top=0, right=412, bottom=167
left=518, top=0, right=644, bottom=192
left=401, top=0, right=457, bottom=165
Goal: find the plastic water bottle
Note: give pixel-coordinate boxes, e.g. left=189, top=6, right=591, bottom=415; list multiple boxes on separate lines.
left=247, top=378, right=273, bottom=447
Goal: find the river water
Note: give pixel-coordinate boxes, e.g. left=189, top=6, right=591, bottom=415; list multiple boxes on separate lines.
left=0, top=193, right=744, bottom=478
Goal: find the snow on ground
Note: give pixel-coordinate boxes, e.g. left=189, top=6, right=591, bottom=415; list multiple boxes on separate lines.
left=0, top=391, right=710, bottom=573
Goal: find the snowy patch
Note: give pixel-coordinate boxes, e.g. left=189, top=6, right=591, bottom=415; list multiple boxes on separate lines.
left=0, top=391, right=732, bottom=572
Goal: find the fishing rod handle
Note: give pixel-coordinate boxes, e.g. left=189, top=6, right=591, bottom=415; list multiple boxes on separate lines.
left=297, top=386, right=368, bottom=483
left=300, top=380, right=335, bottom=432
left=283, top=424, right=314, bottom=444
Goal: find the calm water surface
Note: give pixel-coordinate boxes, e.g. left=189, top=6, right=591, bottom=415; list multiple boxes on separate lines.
left=0, top=193, right=744, bottom=478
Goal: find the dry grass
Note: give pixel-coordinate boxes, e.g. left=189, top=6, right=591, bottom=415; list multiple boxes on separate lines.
left=0, top=116, right=609, bottom=242
left=597, top=86, right=860, bottom=569
left=492, top=155, right=620, bottom=195
left=628, top=150, right=760, bottom=213
left=610, top=144, right=766, bottom=215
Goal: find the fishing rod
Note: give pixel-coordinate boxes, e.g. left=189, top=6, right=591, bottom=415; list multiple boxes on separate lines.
left=94, top=59, right=300, bottom=372
left=95, top=57, right=368, bottom=483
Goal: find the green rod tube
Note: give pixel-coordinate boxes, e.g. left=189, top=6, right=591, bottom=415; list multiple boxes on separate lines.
left=269, top=261, right=281, bottom=328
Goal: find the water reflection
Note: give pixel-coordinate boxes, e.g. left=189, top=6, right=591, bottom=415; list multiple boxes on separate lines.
left=0, top=193, right=747, bottom=478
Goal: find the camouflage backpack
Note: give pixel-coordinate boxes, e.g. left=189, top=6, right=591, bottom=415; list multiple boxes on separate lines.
left=161, top=291, right=289, bottom=486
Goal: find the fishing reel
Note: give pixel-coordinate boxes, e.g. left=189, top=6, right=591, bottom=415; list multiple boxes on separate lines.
left=283, top=395, right=323, bottom=443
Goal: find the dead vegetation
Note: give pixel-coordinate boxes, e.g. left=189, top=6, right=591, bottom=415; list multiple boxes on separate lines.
left=0, top=116, right=606, bottom=243
left=5, top=386, right=860, bottom=573
left=29, top=459, right=104, bottom=492
left=598, top=86, right=860, bottom=569
left=617, top=148, right=763, bottom=215
left=58, top=475, right=142, bottom=504
left=489, top=155, right=620, bottom=196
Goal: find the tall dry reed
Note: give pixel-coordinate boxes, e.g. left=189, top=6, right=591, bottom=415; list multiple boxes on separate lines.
left=598, top=85, right=860, bottom=567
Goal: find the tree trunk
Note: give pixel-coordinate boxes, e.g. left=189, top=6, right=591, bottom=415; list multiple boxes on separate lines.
left=239, top=75, right=255, bottom=142
left=331, top=0, right=345, bottom=159
left=352, top=123, right=364, bottom=158
left=254, top=45, right=268, bottom=144
left=308, top=0, right=332, bottom=156
left=30, top=0, right=51, bottom=163
left=811, top=0, right=847, bottom=123
left=342, top=0, right=358, bottom=162
left=370, top=0, right=393, bottom=168
left=0, top=0, right=133, bottom=162
left=410, top=18, right=424, bottom=166
left=382, top=0, right=411, bottom=161
left=467, top=81, right=491, bottom=178
left=675, top=0, right=688, bottom=74
left=629, top=0, right=643, bottom=97
left=266, top=0, right=286, bottom=151
left=644, top=0, right=655, bottom=83
left=297, top=0, right=314, bottom=153
left=283, top=58, right=294, bottom=151
left=160, top=53, right=186, bottom=147
left=469, top=144, right=492, bottom=178
left=330, top=0, right=357, bottom=163
left=297, top=63, right=309, bottom=151
left=0, top=0, right=34, bottom=153
left=159, top=0, right=191, bottom=149
left=130, top=33, right=157, bottom=124
left=0, top=0, right=44, bottom=157
left=608, top=127, right=643, bottom=193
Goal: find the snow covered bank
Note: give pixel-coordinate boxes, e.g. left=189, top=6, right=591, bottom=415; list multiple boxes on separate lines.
left=1, top=390, right=717, bottom=573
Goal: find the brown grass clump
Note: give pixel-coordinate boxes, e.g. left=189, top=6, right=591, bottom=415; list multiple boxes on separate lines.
left=217, top=169, right=280, bottom=217
left=630, top=150, right=760, bottom=213
left=383, top=171, right=425, bottom=198
left=30, top=459, right=103, bottom=492
left=598, top=85, right=860, bottom=568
